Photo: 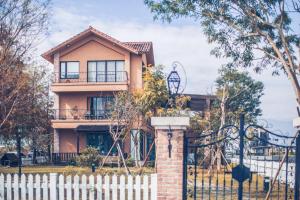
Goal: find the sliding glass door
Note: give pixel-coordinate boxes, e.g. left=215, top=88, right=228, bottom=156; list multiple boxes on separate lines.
left=88, top=96, right=113, bottom=119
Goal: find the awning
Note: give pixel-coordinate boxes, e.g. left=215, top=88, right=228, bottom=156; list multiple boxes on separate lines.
left=76, top=125, right=109, bottom=132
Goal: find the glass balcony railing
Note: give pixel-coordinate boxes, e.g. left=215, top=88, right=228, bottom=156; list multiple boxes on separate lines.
left=52, top=109, right=112, bottom=120
left=52, top=71, right=128, bottom=83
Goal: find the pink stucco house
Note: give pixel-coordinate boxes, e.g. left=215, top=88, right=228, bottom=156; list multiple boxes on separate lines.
left=42, top=27, right=155, bottom=160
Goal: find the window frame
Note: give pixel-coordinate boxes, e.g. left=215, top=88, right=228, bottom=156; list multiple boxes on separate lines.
left=87, top=60, right=125, bottom=82
left=60, top=61, right=80, bottom=79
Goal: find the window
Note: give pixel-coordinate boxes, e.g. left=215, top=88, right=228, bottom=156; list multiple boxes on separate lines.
left=87, top=61, right=125, bottom=82
left=87, top=96, right=114, bottom=118
left=60, top=61, right=79, bottom=79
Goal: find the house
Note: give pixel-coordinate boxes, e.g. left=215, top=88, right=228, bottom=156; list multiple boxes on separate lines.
left=42, top=26, right=155, bottom=161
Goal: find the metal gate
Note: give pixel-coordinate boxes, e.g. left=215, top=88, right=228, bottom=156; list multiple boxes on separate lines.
left=183, top=114, right=300, bottom=200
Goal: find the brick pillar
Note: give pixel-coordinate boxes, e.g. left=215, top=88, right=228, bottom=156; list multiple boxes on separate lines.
left=151, top=117, right=189, bottom=200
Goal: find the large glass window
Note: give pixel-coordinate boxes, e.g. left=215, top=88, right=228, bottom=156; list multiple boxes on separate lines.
left=86, top=133, right=117, bottom=155
left=87, top=61, right=125, bottom=82
left=60, top=61, right=79, bottom=79
left=87, top=96, right=114, bottom=119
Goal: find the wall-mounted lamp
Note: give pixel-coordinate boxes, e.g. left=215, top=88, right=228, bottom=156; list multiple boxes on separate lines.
left=167, top=125, right=173, bottom=158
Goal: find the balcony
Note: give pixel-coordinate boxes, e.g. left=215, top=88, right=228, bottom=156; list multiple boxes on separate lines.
left=51, top=109, right=112, bottom=129
left=51, top=71, right=128, bottom=93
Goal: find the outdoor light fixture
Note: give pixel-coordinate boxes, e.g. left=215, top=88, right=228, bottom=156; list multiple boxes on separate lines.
left=167, top=66, right=181, bottom=97
left=167, top=125, right=173, bottom=158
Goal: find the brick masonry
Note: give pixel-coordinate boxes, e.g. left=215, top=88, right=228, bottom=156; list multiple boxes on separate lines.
left=155, top=129, right=185, bottom=200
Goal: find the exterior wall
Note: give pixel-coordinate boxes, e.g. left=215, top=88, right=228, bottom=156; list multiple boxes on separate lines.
left=130, top=54, right=143, bottom=91
left=60, top=40, right=125, bottom=74
left=53, top=129, right=60, bottom=153
left=58, top=91, right=113, bottom=110
left=58, top=129, right=86, bottom=153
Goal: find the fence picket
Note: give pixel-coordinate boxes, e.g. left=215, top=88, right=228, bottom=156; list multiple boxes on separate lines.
left=89, top=175, right=95, bottom=200
left=104, top=175, right=110, bottom=200
left=151, top=174, right=157, bottom=200
left=28, top=174, right=34, bottom=200
left=6, top=174, right=12, bottom=200
left=74, top=175, right=80, bottom=200
left=119, top=175, right=125, bottom=200
left=96, top=175, right=102, bottom=200
left=59, top=174, right=64, bottom=200
left=143, top=175, right=149, bottom=200
left=42, top=174, right=48, bottom=200
left=112, top=175, right=118, bottom=200
left=0, top=174, right=4, bottom=200
left=66, top=175, right=72, bottom=200
left=135, top=175, right=141, bottom=200
left=128, top=175, right=133, bottom=200
left=21, top=174, right=26, bottom=200
left=1, top=173, right=157, bottom=200
left=82, top=175, right=87, bottom=200
left=13, top=174, right=19, bottom=200
left=35, top=174, right=41, bottom=200
left=50, top=173, right=57, bottom=200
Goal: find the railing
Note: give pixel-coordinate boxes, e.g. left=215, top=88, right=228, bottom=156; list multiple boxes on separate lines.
left=52, top=109, right=111, bottom=120
left=52, top=153, right=78, bottom=164
left=0, top=173, right=158, bottom=200
left=52, top=71, right=128, bottom=83
left=51, top=153, right=121, bottom=166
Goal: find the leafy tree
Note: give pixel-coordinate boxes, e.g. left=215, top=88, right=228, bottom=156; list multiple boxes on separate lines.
left=145, top=0, right=300, bottom=108
left=133, top=65, right=169, bottom=118
left=0, top=0, right=50, bottom=130
left=0, top=63, right=53, bottom=161
left=211, top=68, right=264, bottom=130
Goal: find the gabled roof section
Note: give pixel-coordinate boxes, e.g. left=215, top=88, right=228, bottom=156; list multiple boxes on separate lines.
left=42, top=26, right=154, bottom=63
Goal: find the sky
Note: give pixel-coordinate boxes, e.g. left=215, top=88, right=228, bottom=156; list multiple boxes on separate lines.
left=38, top=0, right=298, bottom=134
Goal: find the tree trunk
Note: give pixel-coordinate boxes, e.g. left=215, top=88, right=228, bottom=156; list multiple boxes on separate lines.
left=217, top=86, right=228, bottom=171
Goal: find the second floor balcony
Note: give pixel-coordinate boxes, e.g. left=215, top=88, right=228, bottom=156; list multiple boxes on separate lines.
left=51, top=71, right=128, bottom=93
left=53, top=109, right=112, bottom=120
left=51, top=109, right=112, bottom=129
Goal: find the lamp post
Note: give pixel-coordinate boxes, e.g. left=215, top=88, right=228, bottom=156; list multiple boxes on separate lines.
left=166, top=65, right=181, bottom=158
left=16, top=125, right=23, bottom=177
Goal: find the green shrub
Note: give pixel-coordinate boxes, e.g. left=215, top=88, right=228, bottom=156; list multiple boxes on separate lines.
left=76, top=147, right=102, bottom=167
left=125, top=158, right=135, bottom=167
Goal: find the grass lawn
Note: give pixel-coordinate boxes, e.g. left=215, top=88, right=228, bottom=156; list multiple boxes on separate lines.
left=0, top=165, right=156, bottom=176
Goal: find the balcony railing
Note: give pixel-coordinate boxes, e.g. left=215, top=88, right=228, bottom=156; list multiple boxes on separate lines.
left=52, top=109, right=111, bottom=120
left=52, top=71, right=128, bottom=83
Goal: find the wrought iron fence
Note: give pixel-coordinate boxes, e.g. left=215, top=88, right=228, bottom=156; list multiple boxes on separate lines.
left=183, top=114, right=299, bottom=200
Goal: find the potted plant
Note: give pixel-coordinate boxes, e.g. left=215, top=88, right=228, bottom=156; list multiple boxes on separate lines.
left=70, top=106, right=79, bottom=120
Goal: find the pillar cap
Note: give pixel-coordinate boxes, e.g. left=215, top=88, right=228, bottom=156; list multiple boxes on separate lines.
left=293, top=117, right=300, bottom=128
left=151, top=117, right=190, bottom=130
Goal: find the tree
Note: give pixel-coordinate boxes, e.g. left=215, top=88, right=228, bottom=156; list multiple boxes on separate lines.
left=0, top=63, right=53, bottom=161
left=209, top=67, right=264, bottom=170
left=145, top=0, right=300, bottom=108
left=133, top=65, right=169, bottom=118
left=100, top=91, right=138, bottom=173
left=0, top=0, right=50, bottom=130
left=211, top=67, right=264, bottom=128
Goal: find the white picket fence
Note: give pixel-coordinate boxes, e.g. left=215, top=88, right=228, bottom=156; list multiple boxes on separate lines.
left=0, top=173, right=157, bottom=200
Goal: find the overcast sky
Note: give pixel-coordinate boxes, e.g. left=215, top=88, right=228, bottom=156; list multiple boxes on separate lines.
left=38, top=0, right=298, bottom=134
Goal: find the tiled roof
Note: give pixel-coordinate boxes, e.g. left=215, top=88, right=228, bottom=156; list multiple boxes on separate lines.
left=42, top=26, right=153, bottom=63
left=123, top=42, right=153, bottom=54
